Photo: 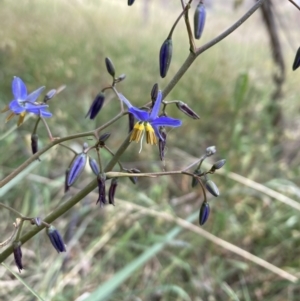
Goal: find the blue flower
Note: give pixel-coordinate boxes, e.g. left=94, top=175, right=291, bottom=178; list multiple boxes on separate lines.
left=1, top=77, right=52, bottom=126
left=119, top=90, right=182, bottom=145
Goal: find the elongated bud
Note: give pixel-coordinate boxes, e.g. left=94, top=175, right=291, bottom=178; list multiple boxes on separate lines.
left=99, top=132, right=111, bottom=147
left=105, top=57, right=115, bottom=77
left=86, top=92, right=105, bottom=119
left=194, top=2, right=206, bottom=40
left=109, top=178, right=118, bottom=205
left=293, top=47, right=300, bottom=71
left=43, top=89, right=56, bottom=103
left=199, top=202, right=210, bottom=225
left=191, top=169, right=202, bottom=188
left=159, top=38, right=173, bottom=78
left=89, top=157, right=100, bottom=175
left=211, top=159, right=226, bottom=172
left=47, top=226, right=66, bottom=253
left=13, top=242, right=23, bottom=272
left=159, top=127, right=167, bottom=161
left=205, top=180, right=219, bottom=197
left=128, top=0, right=135, bottom=5
left=151, top=83, right=159, bottom=104
left=65, top=168, right=70, bottom=193
left=206, top=146, right=216, bottom=156
left=128, top=113, right=135, bottom=133
left=176, top=101, right=200, bottom=119
left=96, top=174, right=106, bottom=206
left=129, top=168, right=140, bottom=184
left=67, top=153, right=87, bottom=187
left=31, top=134, right=38, bottom=155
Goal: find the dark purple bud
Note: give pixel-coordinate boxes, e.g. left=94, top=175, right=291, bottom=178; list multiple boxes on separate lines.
left=199, top=202, right=210, bottom=225
left=206, top=146, right=216, bottom=157
left=158, top=127, right=167, bottom=161
left=128, top=0, right=135, bottom=5
left=151, top=83, right=159, bottom=104
left=65, top=168, right=70, bottom=193
left=191, top=169, right=202, bottom=188
left=96, top=174, right=107, bottom=206
left=176, top=101, right=200, bottom=119
left=194, top=2, right=206, bottom=40
left=128, top=113, right=135, bottom=133
left=105, top=57, right=115, bottom=77
left=47, top=225, right=66, bottom=253
left=211, top=159, right=226, bottom=171
left=108, top=178, right=118, bottom=206
left=86, top=92, right=105, bottom=119
left=43, top=89, right=56, bottom=103
left=159, top=38, right=173, bottom=78
left=293, top=47, right=300, bottom=71
left=67, top=153, right=87, bottom=187
left=89, top=157, right=100, bottom=176
left=13, top=242, right=23, bottom=272
left=99, top=132, right=111, bottom=145
left=205, top=180, right=219, bottom=197
left=129, top=168, right=140, bottom=185
left=31, top=134, right=38, bottom=155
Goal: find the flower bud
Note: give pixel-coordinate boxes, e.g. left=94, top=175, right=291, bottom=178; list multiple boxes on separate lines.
left=191, top=169, right=202, bottom=188
left=128, top=113, right=135, bottom=133
left=116, top=74, right=126, bottom=83
left=31, top=134, right=38, bottom=155
left=96, top=174, right=106, bottom=206
left=293, top=47, right=300, bottom=71
left=89, top=157, right=100, bottom=175
left=105, top=57, right=115, bottom=77
left=86, top=92, right=105, bottom=119
left=151, top=83, right=159, bottom=104
left=67, top=153, right=87, bottom=187
left=109, top=178, right=118, bottom=206
left=43, top=89, right=56, bottom=103
left=47, top=226, right=66, bottom=253
left=129, top=168, right=140, bottom=184
left=158, top=127, right=167, bottom=161
left=176, top=101, right=200, bottom=119
left=159, top=38, right=173, bottom=78
left=13, top=242, right=23, bottom=272
left=65, top=168, right=70, bottom=193
left=206, top=146, right=216, bottom=157
left=99, top=132, right=111, bottom=147
left=32, top=217, right=42, bottom=227
left=128, top=0, right=135, bottom=5
left=199, top=202, right=210, bottom=225
left=211, top=159, right=226, bottom=171
left=205, top=180, right=219, bottom=197
left=194, top=2, right=206, bottom=40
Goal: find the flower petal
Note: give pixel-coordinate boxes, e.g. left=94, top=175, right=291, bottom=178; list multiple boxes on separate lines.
left=39, top=110, right=52, bottom=118
left=12, top=77, right=27, bottom=100
left=151, top=116, right=182, bottom=127
left=26, top=86, right=45, bottom=103
left=128, top=106, right=150, bottom=121
left=9, top=100, right=25, bottom=114
left=149, top=90, right=162, bottom=121
left=118, top=93, right=133, bottom=109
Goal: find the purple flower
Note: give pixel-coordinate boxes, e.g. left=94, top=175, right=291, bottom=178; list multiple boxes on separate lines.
left=1, top=77, right=52, bottom=126
left=119, top=90, right=182, bottom=145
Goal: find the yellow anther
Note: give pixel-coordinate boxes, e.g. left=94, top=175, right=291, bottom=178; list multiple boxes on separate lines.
left=145, top=123, right=157, bottom=145
left=5, top=112, right=15, bottom=123
left=17, top=112, right=26, bottom=126
left=130, top=122, right=145, bottom=143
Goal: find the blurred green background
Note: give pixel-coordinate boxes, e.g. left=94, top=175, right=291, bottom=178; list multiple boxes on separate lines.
left=1, top=0, right=300, bottom=300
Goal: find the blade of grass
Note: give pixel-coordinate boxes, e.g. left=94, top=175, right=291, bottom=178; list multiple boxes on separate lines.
left=83, top=212, right=198, bottom=301
left=2, top=262, right=45, bottom=301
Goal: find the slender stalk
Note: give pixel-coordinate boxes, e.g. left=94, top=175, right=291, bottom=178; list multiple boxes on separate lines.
left=162, top=0, right=266, bottom=98
left=288, top=0, right=300, bottom=10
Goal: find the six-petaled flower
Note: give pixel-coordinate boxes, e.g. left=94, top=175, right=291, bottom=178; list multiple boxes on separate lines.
left=119, top=90, right=182, bottom=146
left=1, top=76, right=52, bottom=126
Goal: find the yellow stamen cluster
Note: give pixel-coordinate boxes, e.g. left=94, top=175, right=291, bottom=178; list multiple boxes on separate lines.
left=130, top=122, right=157, bottom=145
